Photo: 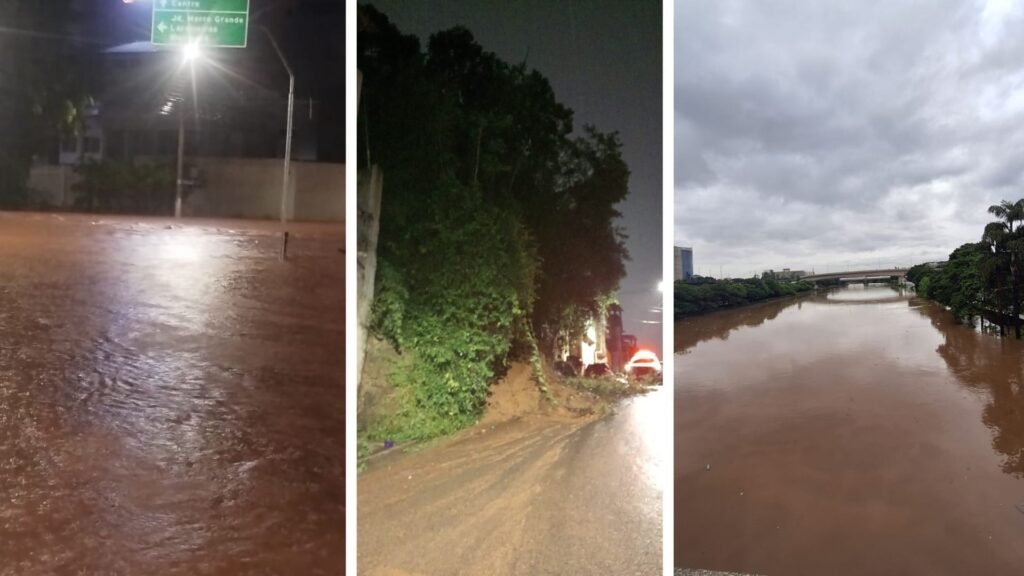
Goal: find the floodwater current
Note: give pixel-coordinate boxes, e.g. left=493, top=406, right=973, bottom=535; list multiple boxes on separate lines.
left=0, top=213, right=344, bottom=575
left=676, top=284, right=1024, bottom=575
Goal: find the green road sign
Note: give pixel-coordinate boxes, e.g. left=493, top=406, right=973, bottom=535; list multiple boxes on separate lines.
left=152, top=0, right=250, bottom=48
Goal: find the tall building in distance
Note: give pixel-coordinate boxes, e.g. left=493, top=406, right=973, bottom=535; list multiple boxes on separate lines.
left=674, top=246, right=694, bottom=281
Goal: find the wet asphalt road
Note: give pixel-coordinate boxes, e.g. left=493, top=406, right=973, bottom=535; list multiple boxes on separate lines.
left=0, top=213, right=344, bottom=575
left=358, top=387, right=665, bottom=575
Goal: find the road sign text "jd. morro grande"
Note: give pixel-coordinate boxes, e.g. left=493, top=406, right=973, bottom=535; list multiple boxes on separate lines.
left=152, top=0, right=250, bottom=48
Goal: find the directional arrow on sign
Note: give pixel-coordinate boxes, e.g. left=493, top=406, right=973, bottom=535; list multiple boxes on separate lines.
left=157, top=21, right=168, bottom=34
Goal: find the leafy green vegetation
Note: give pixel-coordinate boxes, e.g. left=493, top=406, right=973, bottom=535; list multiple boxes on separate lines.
left=674, top=275, right=814, bottom=318
left=562, top=377, right=627, bottom=397
left=72, top=160, right=175, bottom=214
left=909, top=199, right=1024, bottom=338
left=358, top=8, right=629, bottom=440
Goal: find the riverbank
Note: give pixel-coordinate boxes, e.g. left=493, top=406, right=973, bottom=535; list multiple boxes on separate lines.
left=675, top=283, right=819, bottom=321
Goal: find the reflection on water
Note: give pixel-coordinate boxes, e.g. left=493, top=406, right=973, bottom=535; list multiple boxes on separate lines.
left=674, top=296, right=793, bottom=353
left=619, top=385, right=668, bottom=491
left=919, top=305, right=1024, bottom=478
left=825, top=283, right=907, bottom=302
left=675, top=285, right=1024, bottom=575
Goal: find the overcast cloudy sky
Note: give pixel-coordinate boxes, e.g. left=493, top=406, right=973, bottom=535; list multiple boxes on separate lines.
left=676, top=0, right=1024, bottom=278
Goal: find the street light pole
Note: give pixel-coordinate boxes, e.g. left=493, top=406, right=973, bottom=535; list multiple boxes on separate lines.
left=262, top=26, right=294, bottom=226
left=175, top=105, right=185, bottom=218
left=175, top=43, right=200, bottom=219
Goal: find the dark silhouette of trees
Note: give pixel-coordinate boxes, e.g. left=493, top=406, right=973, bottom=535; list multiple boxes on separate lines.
left=0, top=2, right=88, bottom=207
left=358, top=7, right=629, bottom=437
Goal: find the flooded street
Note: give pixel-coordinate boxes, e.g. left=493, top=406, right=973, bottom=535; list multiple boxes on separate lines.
left=358, top=387, right=666, bottom=575
left=0, top=213, right=344, bottom=575
left=675, top=284, right=1024, bottom=575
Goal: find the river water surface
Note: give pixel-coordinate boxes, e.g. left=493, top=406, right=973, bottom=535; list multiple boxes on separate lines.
left=0, top=213, right=344, bottom=575
left=676, top=284, right=1024, bottom=575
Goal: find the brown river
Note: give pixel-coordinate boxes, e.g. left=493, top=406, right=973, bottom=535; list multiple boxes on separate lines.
left=0, top=213, right=344, bottom=575
left=676, top=284, right=1024, bottom=575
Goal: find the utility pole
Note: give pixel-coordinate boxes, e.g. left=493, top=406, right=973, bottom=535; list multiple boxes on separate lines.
left=263, top=26, right=295, bottom=227
left=175, top=45, right=200, bottom=218
left=175, top=107, right=185, bottom=218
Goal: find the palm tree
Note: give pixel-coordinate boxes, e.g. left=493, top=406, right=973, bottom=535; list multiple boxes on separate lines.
left=986, top=199, right=1024, bottom=338
left=988, top=200, right=1024, bottom=234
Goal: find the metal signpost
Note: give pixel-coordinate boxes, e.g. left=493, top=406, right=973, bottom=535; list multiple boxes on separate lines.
left=262, top=27, right=295, bottom=228
left=150, top=0, right=291, bottom=257
left=151, top=0, right=253, bottom=219
left=152, top=0, right=251, bottom=48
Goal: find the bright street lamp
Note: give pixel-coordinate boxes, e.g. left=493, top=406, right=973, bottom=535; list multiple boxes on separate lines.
left=182, top=41, right=201, bottom=64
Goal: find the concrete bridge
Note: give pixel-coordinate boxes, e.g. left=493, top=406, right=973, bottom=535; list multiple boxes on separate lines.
left=801, top=268, right=909, bottom=284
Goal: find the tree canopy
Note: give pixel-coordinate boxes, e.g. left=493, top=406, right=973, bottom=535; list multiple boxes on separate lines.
left=0, top=2, right=88, bottom=207
left=910, top=199, right=1024, bottom=338
left=675, top=275, right=813, bottom=318
left=358, top=7, right=630, bottom=437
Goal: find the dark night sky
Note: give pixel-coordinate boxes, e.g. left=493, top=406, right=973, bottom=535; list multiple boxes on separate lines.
left=91, top=0, right=295, bottom=45
left=84, top=0, right=344, bottom=159
left=87, top=0, right=340, bottom=96
left=365, top=0, right=664, bottom=354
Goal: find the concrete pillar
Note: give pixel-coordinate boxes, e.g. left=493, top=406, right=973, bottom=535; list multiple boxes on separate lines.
left=356, top=166, right=383, bottom=389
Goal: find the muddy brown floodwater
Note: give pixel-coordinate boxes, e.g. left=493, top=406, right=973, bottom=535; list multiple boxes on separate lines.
left=0, top=212, right=344, bottom=575
left=359, top=386, right=665, bottom=575
left=675, top=284, right=1024, bottom=575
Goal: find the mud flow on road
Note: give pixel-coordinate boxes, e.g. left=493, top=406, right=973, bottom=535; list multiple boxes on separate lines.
left=0, top=213, right=344, bottom=575
left=676, top=284, right=1024, bottom=575
left=358, top=386, right=666, bottom=576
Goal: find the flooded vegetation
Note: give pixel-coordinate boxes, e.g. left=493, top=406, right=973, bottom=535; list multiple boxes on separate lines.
left=676, top=284, right=1024, bottom=574
left=0, top=214, right=344, bottom=574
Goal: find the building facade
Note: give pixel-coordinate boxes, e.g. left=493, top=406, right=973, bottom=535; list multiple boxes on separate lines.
left=674, top=246, right=694, bottom=281
left=763, top=268, right=806, bottom=282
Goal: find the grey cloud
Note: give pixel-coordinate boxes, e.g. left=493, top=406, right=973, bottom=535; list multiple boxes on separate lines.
left=676, top=0, right=1024, bottom=275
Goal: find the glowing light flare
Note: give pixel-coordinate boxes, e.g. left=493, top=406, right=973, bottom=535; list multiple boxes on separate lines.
left=624, top=387, right=669, bottom=493
left=182, top=41, right=202, bottom=64
left=160, top=234, right=204, bottom=262
left=624, top=349, right=662, bottom=374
